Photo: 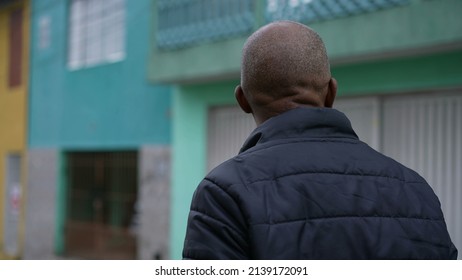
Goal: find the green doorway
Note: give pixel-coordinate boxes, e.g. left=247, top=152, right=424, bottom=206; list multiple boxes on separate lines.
left=64, top=151, right=138, bottom=259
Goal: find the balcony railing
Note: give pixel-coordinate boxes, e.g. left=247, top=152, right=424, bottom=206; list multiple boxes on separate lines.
left=155, top=0, right=410, bottom=51
left=156, top=0, right=255, bottom=50
left=265, top=0, right=410, bottom=23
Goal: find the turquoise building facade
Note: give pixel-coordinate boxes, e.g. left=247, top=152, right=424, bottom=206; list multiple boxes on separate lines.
left=26, top=0, right=171, bottom=259
left=149, top=0, right=462, bottom=259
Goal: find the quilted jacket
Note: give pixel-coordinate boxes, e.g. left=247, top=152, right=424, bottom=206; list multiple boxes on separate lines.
left=183, top=107, right=457, bottom=259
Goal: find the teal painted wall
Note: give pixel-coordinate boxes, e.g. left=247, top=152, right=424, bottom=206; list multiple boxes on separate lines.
left=170, top=50, right=462, bottom=259
left=30, top=0, right=171, bottom=149
left=333, top=50, right=462, bottom=96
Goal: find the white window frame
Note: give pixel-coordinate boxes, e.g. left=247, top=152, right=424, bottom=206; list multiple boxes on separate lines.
left=68, top=0, right=125, bottom=70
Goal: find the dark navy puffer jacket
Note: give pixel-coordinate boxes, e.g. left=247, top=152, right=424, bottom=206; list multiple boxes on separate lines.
left=183, top=107, right=457, bottom=259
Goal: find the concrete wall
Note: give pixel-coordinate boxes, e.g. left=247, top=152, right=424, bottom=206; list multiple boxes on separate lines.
left=137, top=145, right=170, bottom=260
left=24, top=149, right=59, bottom=259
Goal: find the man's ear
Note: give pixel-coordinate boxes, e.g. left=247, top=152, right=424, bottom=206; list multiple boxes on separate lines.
left=235, top=85, right=253, bottom=114
left=324, top=78, right=337, bottom=108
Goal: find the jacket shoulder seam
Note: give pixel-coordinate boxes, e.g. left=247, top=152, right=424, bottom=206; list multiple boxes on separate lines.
left=250, top=215, right=445, bottom=226
left=245, top=170, right=425, bottom=185
left=240, top=137, right=358, bottom=155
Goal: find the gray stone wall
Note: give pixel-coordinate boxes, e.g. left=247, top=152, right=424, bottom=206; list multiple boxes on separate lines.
left=23, top=149, right=59, bottom=259
left=137, top=145, right=171, bottom=259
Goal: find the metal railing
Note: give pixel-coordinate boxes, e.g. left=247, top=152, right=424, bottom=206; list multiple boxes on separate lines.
left=155, top=0, right=411, bottom=50
left=156, top=0, right=255, bottom=50
left=265, top=0, right=410, bottom=23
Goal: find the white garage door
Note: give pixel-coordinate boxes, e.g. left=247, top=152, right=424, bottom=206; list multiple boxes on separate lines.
left=207, top=106, right=255, bottom=172
left=207, top=97, right=381, bottom=171
left=382, top=92, right=462, bottom=257
left=334, top=97, right=380, bottom=150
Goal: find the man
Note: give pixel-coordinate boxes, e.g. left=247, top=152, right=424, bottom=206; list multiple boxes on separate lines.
left=182, top=21, right=457, bottom=259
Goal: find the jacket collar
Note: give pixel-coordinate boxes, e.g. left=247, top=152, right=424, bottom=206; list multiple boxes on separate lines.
left=239, top=107, right=358, bottom=154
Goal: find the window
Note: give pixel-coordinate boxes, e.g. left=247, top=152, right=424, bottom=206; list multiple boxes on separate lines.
left=9, top=8, right=23, bottom=88
left=38, top=15, right=51, bottom=50
left=68, top=0, right=125, bottom=69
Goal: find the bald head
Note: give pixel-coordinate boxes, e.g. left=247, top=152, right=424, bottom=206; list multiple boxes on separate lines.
left=236, top=21, right=337, bottom=125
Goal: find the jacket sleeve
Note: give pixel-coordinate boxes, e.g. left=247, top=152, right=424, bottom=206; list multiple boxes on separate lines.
left=182, top=178, right=249, bottom=259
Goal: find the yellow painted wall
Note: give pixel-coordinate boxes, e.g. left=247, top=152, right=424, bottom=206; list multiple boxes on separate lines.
left=0, top=0, right=29, bottom=259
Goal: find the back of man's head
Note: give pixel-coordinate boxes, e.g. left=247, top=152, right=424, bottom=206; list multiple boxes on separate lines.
left=236, top=21, right=337, bottom=125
